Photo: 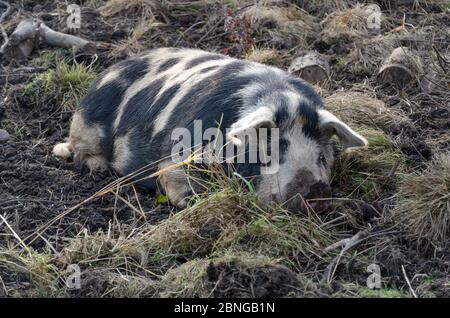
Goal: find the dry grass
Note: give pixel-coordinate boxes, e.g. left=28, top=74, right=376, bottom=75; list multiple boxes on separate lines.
left=297, top=0, right=357, bottom=17
left=156, top=252, right=298, bottom=297
left=242, top=3, right=319, bottom=48
left=394, top=153, right=450, bottom=246
left=245, top=46, right=281, bottom=65
left=110, top=18, right=164, bottom=56
left=324, top=91, right=414, bottom=134
left=332, top=127, right=405, bottom=201
left=320, top=3, right=383, bottom=44
left=345, top=33, right=400, bottom=76
left=118, top=164, right=334, bottom=268
left=0, top=246, right=63, bottom=297
left=99, top=0, right=160, bottom=18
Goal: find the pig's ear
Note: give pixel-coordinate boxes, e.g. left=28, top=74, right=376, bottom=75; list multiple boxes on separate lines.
left=227, top=107, right=275, bottom=146
left=318, top=109, right=368, bottom=151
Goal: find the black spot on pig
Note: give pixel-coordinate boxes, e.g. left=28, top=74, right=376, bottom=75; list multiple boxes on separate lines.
left=157, top=57, right=181, bottom=73
left=288, top=78, right=322, bottom=107
left=274, top=103, right=289, bottom=125
left=297, top=100, right=320, bottom=139
left=115, top=77, right=168, bottom=135
left=118, top=57, right=150, bottom=84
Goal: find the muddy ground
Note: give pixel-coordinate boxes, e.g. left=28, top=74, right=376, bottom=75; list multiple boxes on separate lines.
left=0, top=0, right=449, bottom=297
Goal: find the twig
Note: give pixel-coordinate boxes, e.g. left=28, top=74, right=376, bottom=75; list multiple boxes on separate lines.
left=0, top=275, right=7, bottom=296
left=0, top=214, right=30, bottom=254
left=432, top=45, right=448, bottom=73
left=323, top=230, right=370, bottom=284
left=387, top=160, right=400, bottom=178
left=401, top=265, right=418, bottom=298
left=324, top=230, right=369, bottom=253
left=0, top=0, right=11, bottom=25
left=0, top=0, right=12, bottom=53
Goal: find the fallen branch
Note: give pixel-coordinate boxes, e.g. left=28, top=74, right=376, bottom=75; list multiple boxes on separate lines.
left=324, top=230, right=369, bottom=253
left=323, top=230, right=370, bottom=284
left=1, top=18, right=108, bottom=63
left=323, top=229, right=399, bottom=285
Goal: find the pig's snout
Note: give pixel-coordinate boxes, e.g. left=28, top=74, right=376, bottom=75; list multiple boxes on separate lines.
left=285, top=169, right=332, bottom=213
left=288, top=171, right=331, bottom=213
left=303, top=181, right=332, bottom=213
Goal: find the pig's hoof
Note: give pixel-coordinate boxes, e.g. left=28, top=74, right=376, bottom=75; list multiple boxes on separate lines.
left=53, top=142, right=72, bottom=158
left=85, top=155, right=108, bottom=172
left=168, top=195, right=187, bottom=209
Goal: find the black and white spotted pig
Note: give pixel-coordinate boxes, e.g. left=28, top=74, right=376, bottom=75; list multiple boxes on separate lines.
left=53, top=48, right=367, bottom=210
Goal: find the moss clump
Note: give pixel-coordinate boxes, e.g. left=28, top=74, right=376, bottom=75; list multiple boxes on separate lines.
left=31, top=49, right=65, bottom=68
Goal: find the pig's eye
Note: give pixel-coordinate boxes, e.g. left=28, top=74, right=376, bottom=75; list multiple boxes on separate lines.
left=319, top=153, right=327, bottom=166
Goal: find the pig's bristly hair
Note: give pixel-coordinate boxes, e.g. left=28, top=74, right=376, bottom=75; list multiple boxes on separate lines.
left=75, top=48, right=328, bottom=188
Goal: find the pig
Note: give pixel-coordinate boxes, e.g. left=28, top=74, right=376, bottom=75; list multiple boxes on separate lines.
left=53, top=48, right=367, bottom=210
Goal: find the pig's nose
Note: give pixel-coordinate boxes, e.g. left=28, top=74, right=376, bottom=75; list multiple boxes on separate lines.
left=307, top=182, right=331, bottom=199
left=305, top=182, right=332, bottom=213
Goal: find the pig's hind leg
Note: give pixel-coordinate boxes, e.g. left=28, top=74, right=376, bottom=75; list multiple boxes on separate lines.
left=53, top=111, right=108, bottom=172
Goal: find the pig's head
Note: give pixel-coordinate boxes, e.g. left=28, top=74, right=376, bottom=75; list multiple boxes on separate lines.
left=227, top=103, right=367, bottom=212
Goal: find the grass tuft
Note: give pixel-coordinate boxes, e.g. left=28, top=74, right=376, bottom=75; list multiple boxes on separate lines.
left=394, top=153, right=450, bottom=247
left=332, top=128, right=405, bottom=201
left=245, top=46, right=281, bottom=65
left=19, top=58, right=96, bottom=110
left=325, top=91, right=414, bottom=135
left=0, top=247, right=62, bottom=297
left=156, top=252, right=298, bottom=298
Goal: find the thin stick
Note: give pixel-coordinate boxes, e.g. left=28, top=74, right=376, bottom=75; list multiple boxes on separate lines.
left=0, top=214, right=30, bottom=254
left=401, top=265, right=418, bottom=298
